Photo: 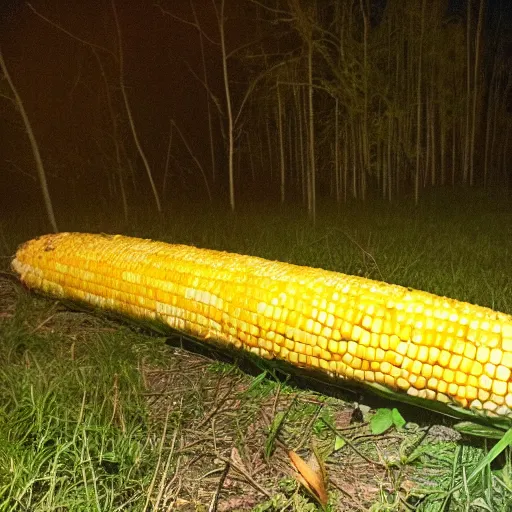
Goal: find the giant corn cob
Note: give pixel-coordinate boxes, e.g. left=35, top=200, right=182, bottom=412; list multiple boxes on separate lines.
left=11, top=232, right=512, bottom=424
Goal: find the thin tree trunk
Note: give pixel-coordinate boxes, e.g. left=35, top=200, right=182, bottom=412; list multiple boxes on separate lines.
left=307, top=38, right=316, bottom=220
left=469, top=0, right=484, bottom=186
left=218, top=0, right=235, bottom=210
left=463, top=2, right=471, bottom=184
left=0, top=49, right=58, bottom=232
left=415, top=0, right=426, bottom=204
left=277, top=83, right=285, bottom=203
left=112, top=0, right=161, bottom=212
left=93, top=49, right=128, bottom=221
left=191, top=0, right=217, bottom=183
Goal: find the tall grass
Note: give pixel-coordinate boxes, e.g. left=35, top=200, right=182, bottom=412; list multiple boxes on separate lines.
left=1, top=190, right=512, bottom=510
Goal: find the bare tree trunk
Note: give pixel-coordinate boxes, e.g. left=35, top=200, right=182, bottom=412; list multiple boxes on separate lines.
left=277, top=83, right=285, bottom=203
left=218, top=0, right=235, bottom=210
left=112, top=0, right=161, bottom=212
left=307, top=38, right=316, bottom=220
left=463, top=2, right=471, bottom=184
left=469, top=0, right=484, bottom=186
left=0, top=49, right=58, bottom=232
left=415, top=0, right=426, bottom=204
left=190, top=0, right=217, bottom=184
left=334, top=98, right=340, bottom=203
left=162, top=120, right=173, bottom=197
left=93, top=49, right=128, bottom=221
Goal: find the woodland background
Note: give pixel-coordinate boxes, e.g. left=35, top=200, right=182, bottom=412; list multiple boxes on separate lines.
left=0, top=0, right=511, bottom=227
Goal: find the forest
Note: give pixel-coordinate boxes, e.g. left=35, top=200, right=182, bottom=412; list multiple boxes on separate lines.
left=1, top=0, right=510, bottom=225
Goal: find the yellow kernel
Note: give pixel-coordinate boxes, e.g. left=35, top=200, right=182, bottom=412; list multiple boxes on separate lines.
left=502, top=352, right=512, bottom=367
left=413, top=376, right=427, bottom=389
left=342, top=352, right=353, bottom=365
left=389, top=335, right=400, bottom=350
left=428, top=347, right=440, bottom=365
left=384, top=375, right=395, bottom=388
left=448, top=354, right=462, bottom=371
left=390, top=365, right=402, bottom=378
left=362, top=315, right=372, bottom=330
left=398, top=324, right=411, bottom=339
left=490, top=348, right=503, bottom=365
left=459, top=357, right=473, bottom=373
left=493, top=380, right=508, bottom=397
left=490, top=393, right=505, bottom=406
left=288, top=351, right=299, bottom=364
left=453, top=340, right=466, bottom=355
left=320, top=349, right=331, bottom=361
left=380, top=361, right=392, bottom=374
left=468, top=375, right=479, bottom=388
left=411, top=360, right=422, bottom=375
left=471, top=360, right=483, bottom=376
left=321, top=326, right=332, bottom=338
left=370, top=333, right=380, bottom=347
left=356, top=344, right=366, bottom=359
left=354, top=369, right=365, bottom=381
left=407, top=343, right=419, bottom=359
left=476, top=346, right=490, bottom=364
left=439, top=350, right=451, bottom=367
left=402, top=357, right=413, bottom=372
left=328, top=339, right=339, bottom=354
left=352, top=325, right=362, bottom=341
left=479, top=374, right=493, bottom=391
left=478, top=389, right=490, bottom=402
left=463, top=343, right=476, bottom=359
left=483, top=401, right=498, bottom=412
left=365, top=371, right=375, bottom=382
left=352, top=357, right=362, bottom=370
left=375, top=348, right=385, bottom=361
left=496, top=365, right=511, bottom=381
left=360, top=329, right=371, bottom=346
left=455, top=371, right=467, bottom=385
left=341, top=321, right=352, bottom=338
left=484, top=363, right=496, bottom=378
left=443, top=369, right=455, bottom=383
left=502, top=324, right=512, bottom=336
left=448, top=382, right=458, bottom=396
left=380, top=334, right=390, bottom=350
left=421, top=364, right=433, bottom=379
left=397, top=341, right=409, bottom=356
left=396, top=378, right=410, bottom=390
left=309, top=356, right=319, bottom=368
left=437, top=380, right=448, bottom=393
left=427, top=377, right=438, bottom=390
left=295, top=342, right=305, bottom=354
left=418, top=345, right=430, bottom=362
left=348, top=340, right=358, bottom=355
left=372, top=317, right=383, bottom=334
left=432, top=365, right=444, bottom=379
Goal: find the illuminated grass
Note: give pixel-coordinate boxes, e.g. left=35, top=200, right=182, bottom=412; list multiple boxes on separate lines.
left=1, top=191, right=512, bottom=510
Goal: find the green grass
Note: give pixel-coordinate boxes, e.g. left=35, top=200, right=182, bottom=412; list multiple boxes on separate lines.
left=1, top=189, right=512, bottom=510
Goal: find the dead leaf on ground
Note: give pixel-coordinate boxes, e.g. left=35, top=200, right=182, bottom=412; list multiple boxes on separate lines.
left=288, top=449, right=328, bottom=507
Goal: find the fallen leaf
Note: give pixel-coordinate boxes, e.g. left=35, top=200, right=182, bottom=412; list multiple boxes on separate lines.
left=288, top=450, right=328, bottom=507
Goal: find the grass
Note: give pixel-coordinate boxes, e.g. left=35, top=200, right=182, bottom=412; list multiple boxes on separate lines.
left=1, top=189, right=512, bottom=510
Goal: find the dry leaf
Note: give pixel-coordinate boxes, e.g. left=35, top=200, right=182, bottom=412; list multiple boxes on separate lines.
left=288, top=450, right=328, bottom=507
